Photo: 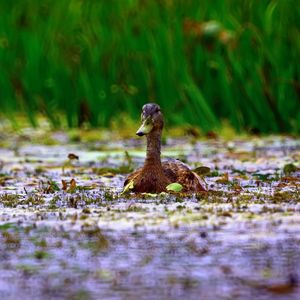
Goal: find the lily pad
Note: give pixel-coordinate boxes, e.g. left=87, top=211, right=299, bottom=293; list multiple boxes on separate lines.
left=166, top=182, right=183, bottom=192
left=283, top=163, right=297, bottom=175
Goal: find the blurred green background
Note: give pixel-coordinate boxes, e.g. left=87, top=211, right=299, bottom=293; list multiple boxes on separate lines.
left=0, top=0, right=299, bottom=133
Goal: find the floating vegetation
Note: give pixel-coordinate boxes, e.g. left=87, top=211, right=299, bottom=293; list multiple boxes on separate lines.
left=283, top=163, right=298, bottom=175
left=166, top=183, right=184, bottom=193
left=0, top=194, right=20, bottom=207
left=0, top=127, right=299, bottom=298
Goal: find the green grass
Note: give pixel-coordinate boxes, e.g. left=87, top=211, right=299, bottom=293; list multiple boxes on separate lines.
left=0, top=0, right=299, bottom=133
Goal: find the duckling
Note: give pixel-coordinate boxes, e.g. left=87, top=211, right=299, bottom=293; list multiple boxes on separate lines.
left=124, top=103, right=206, bottom=193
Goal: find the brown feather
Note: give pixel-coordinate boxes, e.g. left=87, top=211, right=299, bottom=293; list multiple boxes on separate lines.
left=162, top=159, right=206, bottom=192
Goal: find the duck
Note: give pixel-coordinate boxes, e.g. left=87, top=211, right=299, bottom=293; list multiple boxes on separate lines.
left=124, top=103, right=206, bottom=193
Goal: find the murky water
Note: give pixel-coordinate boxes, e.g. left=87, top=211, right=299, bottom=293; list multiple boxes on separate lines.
left=0, top=128, right=299, bottom=299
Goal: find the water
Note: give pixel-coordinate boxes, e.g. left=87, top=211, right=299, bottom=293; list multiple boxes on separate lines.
left=0, top=128, right=299, bottom=299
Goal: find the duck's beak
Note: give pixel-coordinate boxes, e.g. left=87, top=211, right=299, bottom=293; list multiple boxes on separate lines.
left=136, top=117, right=153, bottom=136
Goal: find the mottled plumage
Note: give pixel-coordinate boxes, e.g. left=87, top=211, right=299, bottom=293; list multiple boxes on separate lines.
left=124, top=103, right=206, bottom=193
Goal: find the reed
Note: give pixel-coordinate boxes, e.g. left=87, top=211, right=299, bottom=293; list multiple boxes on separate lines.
left=0, top=0, right=299, bottom=133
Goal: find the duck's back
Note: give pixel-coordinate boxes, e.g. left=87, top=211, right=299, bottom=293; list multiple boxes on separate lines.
left=162, top=158, right=206, bottom=192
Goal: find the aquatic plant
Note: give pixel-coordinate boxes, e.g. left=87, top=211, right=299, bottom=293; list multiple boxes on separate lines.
left=0, top=0, right=299, bottom=133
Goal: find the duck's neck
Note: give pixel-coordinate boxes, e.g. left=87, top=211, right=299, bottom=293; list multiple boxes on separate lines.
left=144, top=131, right=162, bottom=168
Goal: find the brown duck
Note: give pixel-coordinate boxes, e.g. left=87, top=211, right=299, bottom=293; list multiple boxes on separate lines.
left=124, top=103, right=206, bottom=193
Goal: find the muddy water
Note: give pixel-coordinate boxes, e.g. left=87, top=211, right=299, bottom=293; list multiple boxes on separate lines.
left=0, top=129, right=299, bottom=299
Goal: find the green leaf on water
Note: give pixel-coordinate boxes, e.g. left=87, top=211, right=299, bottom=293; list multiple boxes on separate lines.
left=166, top=183, right=183, bottom=193
left=193, top=166, right=211, bottom=176
left=0, top=223, right=16, bottom=230
left=283, top=163, right=297, bottom=175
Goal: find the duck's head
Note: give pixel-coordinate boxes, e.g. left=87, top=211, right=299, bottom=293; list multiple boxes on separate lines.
left=136, top=103, right=164, bottom=136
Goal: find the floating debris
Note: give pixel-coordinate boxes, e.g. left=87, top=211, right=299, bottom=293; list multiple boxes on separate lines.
left=0, top=128, right=299, bottom=299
